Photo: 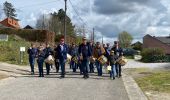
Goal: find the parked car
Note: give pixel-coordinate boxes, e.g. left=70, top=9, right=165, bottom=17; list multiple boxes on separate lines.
left=123, top=48, right=138, bottom=56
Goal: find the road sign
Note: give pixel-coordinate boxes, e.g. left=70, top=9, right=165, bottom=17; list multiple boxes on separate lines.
left=20, top=47, right=25, bottom=52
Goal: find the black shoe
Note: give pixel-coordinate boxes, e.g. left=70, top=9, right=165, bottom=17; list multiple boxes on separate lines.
left=60, top=75, right=65, bottom=78
left=83, top=75, right=88, bottom=79
left=113, top=77, right=115, bottom=80
left=86, top=75, right=89, bottom=78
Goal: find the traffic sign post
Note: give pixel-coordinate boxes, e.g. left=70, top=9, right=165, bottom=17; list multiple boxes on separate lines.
left=20, top=47, right=25, bottom=64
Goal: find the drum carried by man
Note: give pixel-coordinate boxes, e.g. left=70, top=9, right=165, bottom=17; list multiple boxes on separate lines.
left=111, top=41, right=124, bottom=77
left=93, top=42, right=106, bottom=76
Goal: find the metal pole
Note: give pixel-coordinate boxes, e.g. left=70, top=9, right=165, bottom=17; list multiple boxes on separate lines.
left=64, top=0, right=67, bottom=43
left=93, top=28, right=94, bottom=43
left=102, top=35, right=103, bottom=45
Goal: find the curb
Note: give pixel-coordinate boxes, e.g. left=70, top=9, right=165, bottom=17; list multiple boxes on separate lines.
left=122, top=73, right=148, bottom=100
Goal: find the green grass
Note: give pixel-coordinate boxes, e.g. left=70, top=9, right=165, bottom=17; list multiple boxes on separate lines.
left=0, top=35, right=30, bottom=65
left=125, top=56, right=134, bottom=59
left=135, top=70, right=170, bottom=93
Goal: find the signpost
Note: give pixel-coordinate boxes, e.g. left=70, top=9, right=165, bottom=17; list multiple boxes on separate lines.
left=20, top=47, right=26, bottom=64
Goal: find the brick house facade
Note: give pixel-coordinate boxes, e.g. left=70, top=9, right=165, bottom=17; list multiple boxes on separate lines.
left=143, top=34, right=170, bottom=54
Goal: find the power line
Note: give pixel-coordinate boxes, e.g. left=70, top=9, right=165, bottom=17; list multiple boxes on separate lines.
left=68, top=0, right=88, bottom=26
left=17, top=0, right=61, bottom=9
left=68, top=0, right=95, bottom=36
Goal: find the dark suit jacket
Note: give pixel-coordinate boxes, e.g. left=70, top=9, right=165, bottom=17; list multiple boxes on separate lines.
left=55, top=44, right=68, bottom=61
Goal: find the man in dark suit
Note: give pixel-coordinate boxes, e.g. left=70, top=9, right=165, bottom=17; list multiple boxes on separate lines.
left=56, top=37, right=68, bottom=78
left=27, top=43, right=38, bottom=75
left=78, top=37, right=92, bottom=79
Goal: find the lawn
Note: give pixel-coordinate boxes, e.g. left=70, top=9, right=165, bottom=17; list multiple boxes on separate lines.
left=135, top=70, right=170, bottom=93
left=125, top=68, right=170, bottom=93
left=0, top=35, right=30, bottom=65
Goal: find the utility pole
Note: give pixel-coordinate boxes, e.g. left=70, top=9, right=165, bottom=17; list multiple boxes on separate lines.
left=93, top=28, right=95, bottom=43
left=64, top=0, right=67, bottom=43
left=83, top=25, right=85, bottom=37
left=102, top=35, right=103, bottom=45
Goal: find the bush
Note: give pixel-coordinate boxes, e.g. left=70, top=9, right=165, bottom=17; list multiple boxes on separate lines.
left=141, top=48, right=167, bottom=63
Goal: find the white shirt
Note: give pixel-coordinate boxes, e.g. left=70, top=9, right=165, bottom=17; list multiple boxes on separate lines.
left=60, top=44, right=64, bottom=51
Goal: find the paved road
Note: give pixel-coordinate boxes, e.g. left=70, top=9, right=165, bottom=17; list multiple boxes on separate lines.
left=0, top=63, right=129, bottom=100
left=124, top=59, right=170, bottom=69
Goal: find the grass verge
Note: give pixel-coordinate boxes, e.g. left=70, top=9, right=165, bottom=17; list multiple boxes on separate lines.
left=125, top=68, right=170, bottom=93
left=0, top=35, right=30, bottom=65
left=135, top=70, right=170, bottom=93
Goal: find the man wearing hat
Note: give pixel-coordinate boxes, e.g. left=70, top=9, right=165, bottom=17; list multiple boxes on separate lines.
left=111, top=41, right=123, bottom=77
left=55, top=37, right=68, bottom=78
left=93, top=42, right=105, bottom=76
left=78, top=37, right=92, bottom=79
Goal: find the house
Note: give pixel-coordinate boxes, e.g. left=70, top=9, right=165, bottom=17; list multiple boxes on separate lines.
left=0, top=18, right=20, bottom=29
left=131, top=41, right=143, bottom=50
left=23, top=25, right=34, bottom=29
left=143, top=34, right=170, bottom=54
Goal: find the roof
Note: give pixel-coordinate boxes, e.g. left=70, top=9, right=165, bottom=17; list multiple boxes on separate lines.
left=144, top=34, right=170, bottom=44
left=155, top=36, right=170, bottom=44
left=131, top=41, right=143, bottom=46
left=0, top=17, right=20, bottom=29
left=23, top=25, right=34, bottom=29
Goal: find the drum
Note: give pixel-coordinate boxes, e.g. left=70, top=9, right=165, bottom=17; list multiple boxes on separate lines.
left=67, top=54, right=72, bottom=62
left=117, top=56, right=127, bottom=66
left=72, top=56, right=78, bottom=63
left=45, top=55, right=54, bottom=64
left=97, top=55, right=108, bottom=65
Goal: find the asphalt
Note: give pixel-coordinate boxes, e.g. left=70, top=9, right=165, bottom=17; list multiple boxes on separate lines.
left=0, top=63, right=129, bottom=100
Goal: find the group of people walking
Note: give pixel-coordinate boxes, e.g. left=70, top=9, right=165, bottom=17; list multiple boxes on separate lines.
left=27, top=37, right=123, bottom=79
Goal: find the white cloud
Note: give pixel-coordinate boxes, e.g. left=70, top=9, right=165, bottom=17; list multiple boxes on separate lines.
left=1, top=0, right=170, bottom=44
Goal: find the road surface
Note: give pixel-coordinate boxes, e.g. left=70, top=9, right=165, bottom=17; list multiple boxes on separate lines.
left=0, top=63, right=129, bottom=100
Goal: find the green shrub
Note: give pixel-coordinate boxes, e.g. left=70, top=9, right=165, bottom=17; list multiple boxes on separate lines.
left=141, top=48, right=167, bottom=63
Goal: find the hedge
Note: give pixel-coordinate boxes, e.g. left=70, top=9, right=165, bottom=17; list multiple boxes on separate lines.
left=0, top=28, right=55, bottom=43
left=141, top=48, right=170, bottom=63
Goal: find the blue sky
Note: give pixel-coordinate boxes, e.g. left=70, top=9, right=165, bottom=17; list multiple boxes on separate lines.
left=0, top=0, right=170, bottom=44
